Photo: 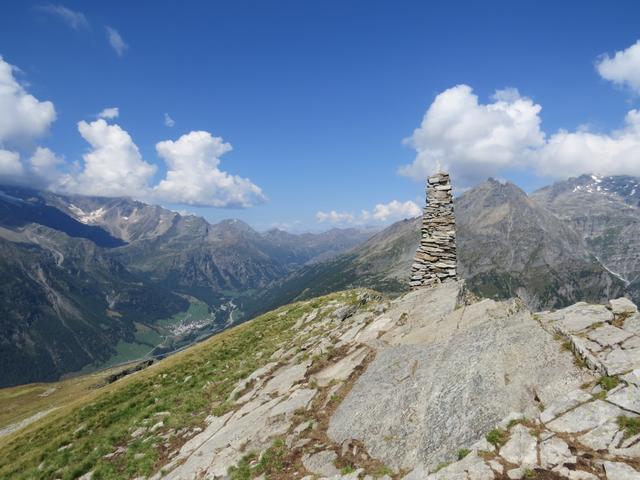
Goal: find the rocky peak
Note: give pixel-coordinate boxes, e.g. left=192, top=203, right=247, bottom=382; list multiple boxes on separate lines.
left=455, top=178, right=541, bottom=231
left=535, top=173, right=640, bottom=207
left=481, top=177, right=530, bottom=200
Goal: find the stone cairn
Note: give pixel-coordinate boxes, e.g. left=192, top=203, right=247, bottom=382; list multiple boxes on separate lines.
left=410, top=171, right=457, bottom=289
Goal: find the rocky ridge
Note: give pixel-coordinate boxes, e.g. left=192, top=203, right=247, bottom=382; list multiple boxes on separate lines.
left=143, top=282, right=640, bottom=480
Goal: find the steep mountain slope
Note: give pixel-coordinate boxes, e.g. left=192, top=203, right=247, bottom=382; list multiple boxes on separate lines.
left=0, top=224, right=187, bottom=387
left=4, top=282, right=637, bottom=479
left=532, top=174, right=640, bottom=294
left=262, top=179, right=626, bottom=310
left=456, top=179, right=624, bottom=309
left=251, top=218, right=420, bottom=315
left=0, top=187, right=125, bottom=247
left=42, top=190, right=374, bottom=308
left=44, top=193, right=179, bottom=243
left=0, top=186, right=373, bottom=386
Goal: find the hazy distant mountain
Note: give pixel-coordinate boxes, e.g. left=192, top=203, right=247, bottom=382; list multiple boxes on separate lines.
left=261, top=178, right=627, bottom=310
left=0, top=186, right=374, bottom=387
left=246, top=217, right=420, bottom=315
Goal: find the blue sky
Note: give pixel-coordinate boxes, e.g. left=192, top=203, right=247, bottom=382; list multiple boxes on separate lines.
left=2, top=1, right=640, bottom=231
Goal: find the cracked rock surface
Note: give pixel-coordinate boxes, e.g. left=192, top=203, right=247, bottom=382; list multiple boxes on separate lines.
left=153, top=285, right=640, bottom=480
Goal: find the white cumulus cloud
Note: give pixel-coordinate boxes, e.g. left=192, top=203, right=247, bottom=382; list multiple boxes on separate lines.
left=0, top=57, right=266, bottom=209
left=0, top=56, right=56, bottom=148
left=106, top=26, right=128, bottom=57
left=0, top=149, right=24, bottom=178
left=153, top=131, right=266, bottom=207
left=536, top=109, right=640, bottom=178
left=315, top=210, right=356, bottom=224
left=35, top=4, right=89, bottom=30
left=164, top=113, right=175, bottom=127
left=399, top=78, right=640, bottom=186
left=367, top=200, right=422, bottom=221
left=399, top=84, right=544, bottom=187
left=29, top=146, right=63, bottom=183
left=596, top=40, right=640, bottom=93
left=61, top=118, right=157, bottom=196
left=98, top=107, right=119, bottom=119
left=316, top=200, right=420, bottom=225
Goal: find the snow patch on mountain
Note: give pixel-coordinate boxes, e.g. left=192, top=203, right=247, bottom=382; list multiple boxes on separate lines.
left=68, top=204, right=108, bottom=224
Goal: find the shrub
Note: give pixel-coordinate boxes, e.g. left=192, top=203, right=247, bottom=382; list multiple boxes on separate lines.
left=618, top=416, right=640, bottom=438
left=341, top=465, right=356, bottom=474
left=485, top=428, right=507, bottom=447
left=456, top=448, right=470, bottom=460
left=598, top=376, right=619, bottom=391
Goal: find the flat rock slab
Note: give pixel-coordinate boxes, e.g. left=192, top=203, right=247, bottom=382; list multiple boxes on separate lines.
left=598, top=347, right=640, bottom=376
left=338, top=323, right=366, bottom=344
left=313, top=347, right=368, bottom=387
left=268, top=388, right=316, bottom=417
left=547, top=400, right=625, bottom=434
left=587, top=325, right=633, bottom=347
left=607, top=385, right=640, bottom=414
left=539, top=389, right=592, bottom=424
left=499, top=425, right=537, bottom=467
left=624, top=314, right=640, bottom=335
left=164, top=397, right=281, bottom=479
left=551, top=304, right=613, bottom=334
left=356, top=316, right=395, bottom=342
left=610, top=442, right=640, bottom=459
left=603, top=461, right=640, bottom=479
left=624, top=336, right=640, bottom=349
left=302, top=450, right=340, bottom=477
left=578, top=419, right=619, bottom=450
left=621, top=369, right=640, bottom=387
left=539, top=436, right=574, bottom=468
left=423, top=452, right=494, bottom=480
left=552, top=467, right=599, bottom=479
left=382, top=282, right=460, bottom=343
left=164, top=383, right=318, bottom=479
left=394, top=299, right=501, bottom=347
left=262, top=361, right=310, bottom=396
left=328, top=306, right=590, bottom=471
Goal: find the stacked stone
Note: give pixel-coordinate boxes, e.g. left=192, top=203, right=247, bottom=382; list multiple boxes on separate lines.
left=410, top=171, right=457, bottom=289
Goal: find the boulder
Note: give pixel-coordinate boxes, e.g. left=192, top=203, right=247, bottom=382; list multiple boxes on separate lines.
left=609, top=298, right=638, bottom=316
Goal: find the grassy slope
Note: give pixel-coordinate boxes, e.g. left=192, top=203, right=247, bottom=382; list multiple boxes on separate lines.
left=0, top=289, right=365, bottom=480
left=0, top=366, right=133, bottom=432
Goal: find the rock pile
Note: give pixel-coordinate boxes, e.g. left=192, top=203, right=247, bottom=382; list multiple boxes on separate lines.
left=410, top=171, right=457, bottom=289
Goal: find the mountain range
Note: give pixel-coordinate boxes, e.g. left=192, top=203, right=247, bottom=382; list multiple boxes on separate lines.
left=2, top=174, right=640, bottom=386
left=0, top=186, right=373, bottom=387
left=261, top=174, right=640, bottom=311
